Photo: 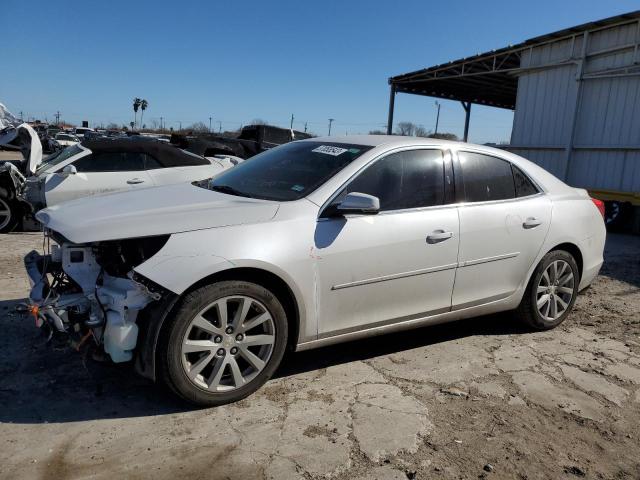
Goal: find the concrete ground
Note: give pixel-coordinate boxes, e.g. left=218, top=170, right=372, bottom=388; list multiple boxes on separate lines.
left=0, top=232, right=639, bottom=480
left=0, top=150, right=22, bottom=162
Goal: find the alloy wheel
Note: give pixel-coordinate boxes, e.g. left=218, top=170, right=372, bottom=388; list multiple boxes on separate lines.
left=536, top=260, right=575, bottom=321
left=181, top=295, right=276, bottom=392
left=0, top=198, right=11, bottom=231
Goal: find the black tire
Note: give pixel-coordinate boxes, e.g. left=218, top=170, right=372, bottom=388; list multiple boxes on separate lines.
left=0, top=196, right=19, bottom=233
left=514, top=250, right=580, bottom=330
left=605, top=201, right=632, bottom=232
left=159, top=280, right=288, bottom=406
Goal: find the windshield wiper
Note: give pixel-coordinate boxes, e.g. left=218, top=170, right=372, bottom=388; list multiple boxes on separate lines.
left=210, top=184, right=249, bottom=198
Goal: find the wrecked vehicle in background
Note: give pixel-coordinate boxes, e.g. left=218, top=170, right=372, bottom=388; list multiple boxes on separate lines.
left=172, top=124, right=312, bottom=160
left=0, top=126, right=239, bottom=232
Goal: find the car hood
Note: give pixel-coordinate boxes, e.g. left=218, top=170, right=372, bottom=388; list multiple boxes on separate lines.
left=36, top=182, right=280, bottom=243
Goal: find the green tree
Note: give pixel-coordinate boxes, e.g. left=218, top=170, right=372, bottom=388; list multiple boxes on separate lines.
left=139, top=99, right=148, bottom=129
left=132, top=98, right=142, bottom=129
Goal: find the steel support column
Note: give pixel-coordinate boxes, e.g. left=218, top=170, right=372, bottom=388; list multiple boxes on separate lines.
left=386, top=84, right=396, bottom=135
left=461, top=101, right=472, bottom=142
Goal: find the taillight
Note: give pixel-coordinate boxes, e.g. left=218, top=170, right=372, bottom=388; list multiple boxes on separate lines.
left=591, top=197, right=605, bottom=220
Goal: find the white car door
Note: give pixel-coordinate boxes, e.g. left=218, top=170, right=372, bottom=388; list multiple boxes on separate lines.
left=315, top=148, right=459, bottom=336
left=44, top=151, right=154, bottom=206
left=451, top=150, right=552, bottom=309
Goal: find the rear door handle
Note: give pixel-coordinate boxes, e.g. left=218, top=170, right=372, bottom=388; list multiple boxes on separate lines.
left=127, top=178, right=145, bottom=184
left=523, top=217, right=542, bottom=229
left=426, top=230, right=453, bottom=244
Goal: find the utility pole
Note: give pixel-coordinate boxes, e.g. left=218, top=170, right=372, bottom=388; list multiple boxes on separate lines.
left=304, top=122, right=307, bottom=133
left=328, top=118, right=334, bottom=136
left=160, top=116, right=164, bottom=130
left=19, top=111, right=23, bottom=121
left=290, top=114, right=294, bottom=130
left=54, top=111, right=61, bottom=125
left=218, top=121, right=222, bottom=133
left=178, top=121, right=182, bottom=130
left=434, top=101, right=441, bottom=134
left=209, top=117, right=212, bottom=133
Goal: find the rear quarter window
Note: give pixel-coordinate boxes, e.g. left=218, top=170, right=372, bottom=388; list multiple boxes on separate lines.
left=512, top=164, right=540, bottom=197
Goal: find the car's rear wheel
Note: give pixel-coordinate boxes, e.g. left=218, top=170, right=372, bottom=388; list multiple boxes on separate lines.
left=159, top=280, right=288, bottom=406
left=0, top=196, right=19, bottom=233
left=515, top=250, right=580, bottom=330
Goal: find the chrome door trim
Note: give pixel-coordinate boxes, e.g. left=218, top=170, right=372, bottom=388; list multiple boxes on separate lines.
left=459, top=252, right=520, bottom=267
left=331, top=262, right=458, bottom=290
left=330, top=252, right=518, bottom=291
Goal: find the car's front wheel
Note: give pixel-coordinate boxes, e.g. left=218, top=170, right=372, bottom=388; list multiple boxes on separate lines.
left=0, top=196, right=19, bottom=233
left=159, top=280, right=288, bottom=406
left=515, top=250, right=580, bottom=330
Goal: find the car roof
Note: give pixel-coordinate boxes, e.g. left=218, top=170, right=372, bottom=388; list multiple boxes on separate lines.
left=301, top=134, right=460, bottom=148
left=80, top=137, right=211, bottom=167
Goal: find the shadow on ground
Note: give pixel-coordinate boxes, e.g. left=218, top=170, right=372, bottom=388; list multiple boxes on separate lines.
left=0, top=295, right=529, bottom=425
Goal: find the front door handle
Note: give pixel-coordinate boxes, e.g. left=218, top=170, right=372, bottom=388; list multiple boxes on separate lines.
left=523, top=217, right=542, bottom=229
left=426, top=230, right=453, bottom=244
left=127, top=178, right=145, bottom=184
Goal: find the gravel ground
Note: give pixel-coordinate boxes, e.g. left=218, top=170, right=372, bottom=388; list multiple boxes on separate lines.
left=0, top=232, right=639, bottom=480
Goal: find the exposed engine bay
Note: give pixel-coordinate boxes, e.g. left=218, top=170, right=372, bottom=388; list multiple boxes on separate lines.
left=24, top=232, right=169, bottom=363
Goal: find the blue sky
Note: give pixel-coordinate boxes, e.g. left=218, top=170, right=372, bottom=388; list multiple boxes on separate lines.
left=3, top=0, right=638, bottom=143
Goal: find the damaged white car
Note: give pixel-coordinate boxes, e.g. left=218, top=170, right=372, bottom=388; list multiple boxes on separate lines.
left=26, top=136, right=605, bottom=406
left=0, top=124, right=235, bottom=232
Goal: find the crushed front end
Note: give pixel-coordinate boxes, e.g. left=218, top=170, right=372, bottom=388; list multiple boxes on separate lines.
left=24, top=231, right=170, bottom=363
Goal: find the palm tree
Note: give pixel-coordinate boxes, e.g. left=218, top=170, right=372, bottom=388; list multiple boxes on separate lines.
left=139, top=99, right=148, bottom=131
left=132, top=98, right=142, bottom=129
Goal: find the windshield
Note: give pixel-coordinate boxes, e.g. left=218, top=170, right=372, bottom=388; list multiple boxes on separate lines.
left=36, top=144, right=84, bottom=174
left=203, top=141, right=373, bottom=201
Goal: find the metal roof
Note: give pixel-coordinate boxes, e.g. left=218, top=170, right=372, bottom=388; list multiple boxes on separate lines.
left=388, top=10, right=640, bottom=110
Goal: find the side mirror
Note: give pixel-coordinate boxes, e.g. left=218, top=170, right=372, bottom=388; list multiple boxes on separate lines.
left=337, top=192, right=380, bottom=215
left=61, top=164, right=77, bottom=176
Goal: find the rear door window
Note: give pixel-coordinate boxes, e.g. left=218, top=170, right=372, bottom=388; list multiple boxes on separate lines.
left=457, top=152, right=515, bottom=202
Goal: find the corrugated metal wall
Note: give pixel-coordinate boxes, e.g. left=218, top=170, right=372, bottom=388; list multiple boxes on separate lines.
left=509, top=19, right=640, bottom=193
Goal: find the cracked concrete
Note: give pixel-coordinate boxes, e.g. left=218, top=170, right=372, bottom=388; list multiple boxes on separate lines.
left=1, top=233, right=639, bottom=479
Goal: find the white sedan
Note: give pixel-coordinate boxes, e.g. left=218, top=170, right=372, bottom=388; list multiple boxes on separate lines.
left=53, top=132, right=80, bottom=148
left=26, top=135, right=606, bottom=406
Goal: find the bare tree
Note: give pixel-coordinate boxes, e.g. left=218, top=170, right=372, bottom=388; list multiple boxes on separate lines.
left=414, top=125, right=430, bottom=137
left=106, top=122, right=119, bottom=130
left=250, top=118, right=268, bottom=125
left=395, top=121, right=416, bottom=136
left=428, top=132, right=458, bottom=141
left=187, top=121, right=209, bottom=133
left=368, top=129, right=386, bottom=135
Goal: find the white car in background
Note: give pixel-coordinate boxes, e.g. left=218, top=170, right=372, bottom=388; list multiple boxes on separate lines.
left=72, top=127, right=94, bottom=139
left=26, top=136, right=606, bottom=406
left=0, top=124, right=234, bottom=231
left=53, top=133, right=80, bottom=148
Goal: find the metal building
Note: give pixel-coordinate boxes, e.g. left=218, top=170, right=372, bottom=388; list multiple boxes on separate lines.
left=387, top=11, right=640, bottom=229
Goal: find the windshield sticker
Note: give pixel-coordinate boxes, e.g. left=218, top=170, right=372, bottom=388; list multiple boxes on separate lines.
left=312, top=145, right=348, bottom=156
left=291, top=184, right=305, bottom=192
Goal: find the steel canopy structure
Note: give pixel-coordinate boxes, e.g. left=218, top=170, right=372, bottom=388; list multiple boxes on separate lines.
left=386, top=10, right=640, bottom=141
